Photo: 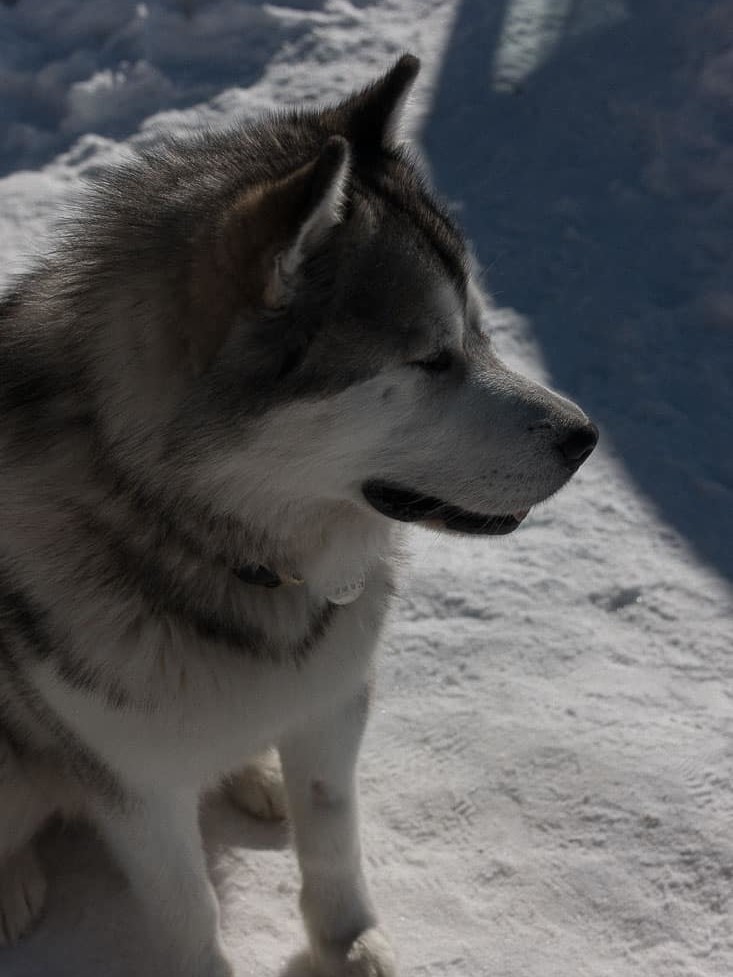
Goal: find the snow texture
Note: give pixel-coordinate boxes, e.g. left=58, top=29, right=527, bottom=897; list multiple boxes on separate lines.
left=0, top=1, right=731, bottom=976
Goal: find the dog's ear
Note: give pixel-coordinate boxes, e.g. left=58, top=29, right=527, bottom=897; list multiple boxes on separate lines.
left=188, top=137, right=350, bottom=371
left=267, top=134, right=351, bottom=305
left=225, top=135, right=350, bottom=307
left=333, top=53, right=421, bottom=151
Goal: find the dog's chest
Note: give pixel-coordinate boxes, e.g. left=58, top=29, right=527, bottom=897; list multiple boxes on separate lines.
left=34, top=568, right=390, bottom=789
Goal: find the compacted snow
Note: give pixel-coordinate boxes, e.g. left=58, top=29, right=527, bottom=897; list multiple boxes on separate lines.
left=1, top=2, right=731, bottom=976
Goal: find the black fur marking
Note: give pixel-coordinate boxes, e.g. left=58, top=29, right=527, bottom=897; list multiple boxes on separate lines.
left=0, top=567, right=132, bottom=710
left=293, top=601, right=339, bottom=667
left=0, top=578, right=123, bottom=801
left=53, top=647, right=132, bottom=712
left=353, top=162, right=468, bottom=295
left=0, top=708, right=28, bottom=764
left=0, top=570, right=55, bottom=661
left=0, top=289, right=21, bottom=322
left=0, top=341, right=93, bottom=456
left=0, top=351, right=69, bottom=413
left=88, top=441, right=253, bottom=569
left=69, top=501, right=338, bottom=664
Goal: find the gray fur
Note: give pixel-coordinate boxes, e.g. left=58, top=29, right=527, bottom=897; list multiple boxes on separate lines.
left=0, top=54, right=595, bottom=974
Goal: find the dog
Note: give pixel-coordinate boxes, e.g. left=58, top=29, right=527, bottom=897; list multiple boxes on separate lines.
left=0, top=54, right=597, bottom=975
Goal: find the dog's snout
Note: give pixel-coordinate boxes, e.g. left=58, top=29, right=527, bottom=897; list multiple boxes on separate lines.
left=557, top=422, right=599, bottom=470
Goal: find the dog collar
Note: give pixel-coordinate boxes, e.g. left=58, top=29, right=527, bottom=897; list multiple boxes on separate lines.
left=233, top=564, right=301, bottom=588
left=233, top=564, right=365, bottom=605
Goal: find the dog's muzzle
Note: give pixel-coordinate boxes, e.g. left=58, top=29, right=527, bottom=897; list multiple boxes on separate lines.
left=362, top=481, right=529, bottom=536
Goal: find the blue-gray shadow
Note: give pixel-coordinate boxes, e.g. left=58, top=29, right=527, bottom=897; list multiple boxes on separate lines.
left=423, top=0, right=733, bottom=579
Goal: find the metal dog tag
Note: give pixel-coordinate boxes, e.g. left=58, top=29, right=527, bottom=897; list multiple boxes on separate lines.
left=326, top=576, right=365, bottom=605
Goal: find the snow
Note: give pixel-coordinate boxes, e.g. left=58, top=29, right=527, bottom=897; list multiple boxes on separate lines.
left=1, top=1, right=731, bottom=976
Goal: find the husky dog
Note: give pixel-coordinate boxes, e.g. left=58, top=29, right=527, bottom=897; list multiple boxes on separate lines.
left=0, top=55, right=597, bottom=975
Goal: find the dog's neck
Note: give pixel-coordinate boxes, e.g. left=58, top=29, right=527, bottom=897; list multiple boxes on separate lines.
left=90, top=446, right=394, bottom=604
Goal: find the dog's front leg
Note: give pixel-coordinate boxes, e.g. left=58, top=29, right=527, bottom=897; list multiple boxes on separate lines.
left=97, top=788, right=232, bottom=977
left=280, top=686, right=396, bottom=977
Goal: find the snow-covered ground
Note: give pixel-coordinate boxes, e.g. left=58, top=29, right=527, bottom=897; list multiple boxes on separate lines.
left=1, top=2, right=731, bottom=976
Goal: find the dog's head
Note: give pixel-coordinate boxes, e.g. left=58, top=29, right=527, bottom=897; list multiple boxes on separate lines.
left=88, top=56, right=597, bottom=539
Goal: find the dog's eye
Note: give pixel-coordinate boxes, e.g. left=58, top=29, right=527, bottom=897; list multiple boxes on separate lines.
left=410, top=350, right=454, bottom=373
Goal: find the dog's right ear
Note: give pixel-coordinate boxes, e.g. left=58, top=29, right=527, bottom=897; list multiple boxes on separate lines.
left=188, top=137, right=350, bottom=371
left=223, top=135, right=350, bottom=308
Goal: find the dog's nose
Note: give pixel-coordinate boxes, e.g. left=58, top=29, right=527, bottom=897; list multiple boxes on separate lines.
left=557, top=422, right=599, bottom=470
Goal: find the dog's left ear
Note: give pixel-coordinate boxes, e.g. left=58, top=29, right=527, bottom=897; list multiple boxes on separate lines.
left=333, top=53, right=421, bottom=151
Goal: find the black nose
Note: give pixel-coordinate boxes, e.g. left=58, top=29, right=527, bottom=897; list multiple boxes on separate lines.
left=557, top=422, right=599, bottom=470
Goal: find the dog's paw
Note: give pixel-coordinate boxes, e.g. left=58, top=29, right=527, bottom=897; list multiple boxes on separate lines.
left=0, top=844, right=47, bottom=946
left=311, top=927, right=397, bottom=977
left=226, top=748, right=287, bottom=821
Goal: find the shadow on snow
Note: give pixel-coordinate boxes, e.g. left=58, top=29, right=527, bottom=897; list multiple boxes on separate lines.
left=423, top=0, right=733, bottom=580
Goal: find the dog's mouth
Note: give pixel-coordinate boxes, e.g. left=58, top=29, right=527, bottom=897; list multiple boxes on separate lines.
left=362, top=480, right=530, bottom=536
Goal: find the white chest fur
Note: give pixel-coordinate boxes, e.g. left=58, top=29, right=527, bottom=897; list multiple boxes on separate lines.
left=32, top=565, right=392, bottom=793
